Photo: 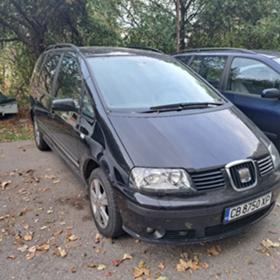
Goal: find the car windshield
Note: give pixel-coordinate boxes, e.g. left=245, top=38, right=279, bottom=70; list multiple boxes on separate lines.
left=87, top=56, right=224, bottom=111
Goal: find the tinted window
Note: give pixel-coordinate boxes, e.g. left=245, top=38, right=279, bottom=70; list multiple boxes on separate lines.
left=31, top=54, right=45, bottom=88
left=227, top=57, right=280, bottom=95
left=39, top=52, right=61, bottom=94
left=56, top=53, right=82, bottom=105
left=176, top=55, right=192, bottom=65
left=190, top=56, right=226, bottom=88
left=81, top=89, right=94, bottom=118
left=88, top=56, right=223, bottom=110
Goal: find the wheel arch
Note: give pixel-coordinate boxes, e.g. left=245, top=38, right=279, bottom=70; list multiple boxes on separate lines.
left=82, top=158, right=100, bottom=183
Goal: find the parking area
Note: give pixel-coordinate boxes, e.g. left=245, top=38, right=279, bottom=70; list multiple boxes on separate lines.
left=0, top=140, right=280, bottom=280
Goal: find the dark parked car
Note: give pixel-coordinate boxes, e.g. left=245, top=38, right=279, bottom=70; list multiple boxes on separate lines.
left=29, top=44, right=280, bottom=244
left=174, top=48, right=280, bottom=151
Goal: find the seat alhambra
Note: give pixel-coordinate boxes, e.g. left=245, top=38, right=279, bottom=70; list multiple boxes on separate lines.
left=29, top=44, right=280, bottom=243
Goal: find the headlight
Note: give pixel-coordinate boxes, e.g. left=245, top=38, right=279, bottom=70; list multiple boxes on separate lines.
left=130, top=168, right=195, bottom=193
left=268, top=143, right=280, bottom=169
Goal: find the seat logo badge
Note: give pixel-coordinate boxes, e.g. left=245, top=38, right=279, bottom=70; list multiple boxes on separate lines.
left=238, top=167, right=251, bottom=183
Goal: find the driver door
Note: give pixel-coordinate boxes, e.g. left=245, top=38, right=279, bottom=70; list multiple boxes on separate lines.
left=51, top=52, right=83, bottom=167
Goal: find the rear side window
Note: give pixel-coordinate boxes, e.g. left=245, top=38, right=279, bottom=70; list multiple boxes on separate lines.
left=39, top=52, right=61, bottom=95
left=55, top=53, right=82, bottom=105
left=31, top=54, right=44, bottom=88
left=227, top=57, right=280, bottom=95
left=176, top=55, right=192, bottom=65
left=190, top=56, right=226, bottom=88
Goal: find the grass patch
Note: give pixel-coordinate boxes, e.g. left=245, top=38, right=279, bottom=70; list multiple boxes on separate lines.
left=0, top=109, right=33, bottom=142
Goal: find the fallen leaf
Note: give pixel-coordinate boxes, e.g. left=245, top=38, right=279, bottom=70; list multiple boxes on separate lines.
left=17, top=244, right=28, bottom=253
left=70, top=266, right=77, bottom=273
left=1, top=180, right=11, bottom=190
left=53, top=229, right=63, bottom=236
left=15, top=233, right=22, bottom=241
left=261, top=239, right=280, bottom=249
left=207, top=245, right=222, bottom=256
left=7, top=255, right=16, bottom=260
left=23, top=232, right=33, bottom=241
left=87, top=263, right=107, bottom=270
left=156, top=277, right=169, bottom=280
left=23, top=224, right=29, bottom=230
left=176, top=259, right=197, bottom=272
left=45, top=175, right=56, bottom=180
left=0, top=214, right=10, bottom=221
left=67, top=234, right=78, bottom=242
left=158, top=262, right=165, bottom=270
left=176, top=256, right=208, bottom=272
left=133, top=261, right=150, bottom=279
left=95, top=233, right=102, bottom=244
left=97, top=264, right=107, bottom=270
left=112, top=253, right=133, bottom=267
left=56, top=247, right=67, bottom=258
left=37, top=243, right=50, bottom=252
left=87, top=263, right=97, bottom=269
left=26, top=246, right=37, bottom=260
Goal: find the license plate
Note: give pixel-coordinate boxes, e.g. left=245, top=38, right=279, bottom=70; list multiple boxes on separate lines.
left=224, top=192, right=272, bottom=223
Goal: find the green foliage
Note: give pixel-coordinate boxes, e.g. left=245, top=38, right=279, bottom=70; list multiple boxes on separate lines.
left=189, top=0, right=280, bottom=49
left=1, top=0, right=280, bottom=103
left=118, top=0, right=176, bottom=52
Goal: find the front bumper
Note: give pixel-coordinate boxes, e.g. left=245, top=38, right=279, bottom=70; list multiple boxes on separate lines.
left=116, top=182, right=280, bottom=244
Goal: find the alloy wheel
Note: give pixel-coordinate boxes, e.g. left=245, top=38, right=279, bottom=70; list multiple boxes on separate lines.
left=90, top=178, right=109, bottom=228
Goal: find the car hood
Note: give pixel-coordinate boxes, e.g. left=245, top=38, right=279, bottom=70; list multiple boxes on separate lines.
left=109, top=106, right=268, bottom=170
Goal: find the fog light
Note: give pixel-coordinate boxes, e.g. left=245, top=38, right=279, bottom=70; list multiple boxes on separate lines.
left=153, top=229, right=166, bottom=239
left=146, top=227, right=155, bottom=234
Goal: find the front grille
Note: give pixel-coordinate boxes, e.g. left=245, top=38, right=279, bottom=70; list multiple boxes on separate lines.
left=227, top=160, right=257, bottom=190
left=191, top=168, right=225, bottom=191
left=257, top=155, right=274, bottom=176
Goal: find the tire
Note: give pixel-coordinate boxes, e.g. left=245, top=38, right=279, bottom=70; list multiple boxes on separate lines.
left=88, top=168, right=124, bottom=238
left=33, top=116, right=50, bottom=151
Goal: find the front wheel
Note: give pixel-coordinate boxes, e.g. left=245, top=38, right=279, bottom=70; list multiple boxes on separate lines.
left=89, top=168, right=124, bottom=238
left=33, top=116, right=50, bottom=151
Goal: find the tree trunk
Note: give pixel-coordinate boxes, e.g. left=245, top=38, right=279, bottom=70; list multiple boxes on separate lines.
left=175, top=0, right=181, bottom=52
left=179, top=3, right=186, bottom=51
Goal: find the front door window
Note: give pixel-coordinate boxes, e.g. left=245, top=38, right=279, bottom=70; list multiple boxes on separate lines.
left=227, top=57, right=280, bottom=95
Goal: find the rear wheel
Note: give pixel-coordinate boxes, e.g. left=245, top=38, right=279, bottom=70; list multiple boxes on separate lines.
left=33, top=116, right=50, bottom=151
left=89, top=168, right=124, bottom=238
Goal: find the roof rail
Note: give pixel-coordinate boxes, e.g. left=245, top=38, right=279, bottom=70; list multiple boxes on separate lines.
left=129, top=46, right=163, bottom=53
left=176, top=47, right=256, bottom=54
left=45, top=43, right=83, bottom=56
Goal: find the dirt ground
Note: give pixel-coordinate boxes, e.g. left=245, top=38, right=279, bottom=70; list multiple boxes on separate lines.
left=0, top=140, right=280, bottom=280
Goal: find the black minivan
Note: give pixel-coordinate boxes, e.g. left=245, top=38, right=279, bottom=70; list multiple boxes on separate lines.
left=29, top=44, right=280, bottom=244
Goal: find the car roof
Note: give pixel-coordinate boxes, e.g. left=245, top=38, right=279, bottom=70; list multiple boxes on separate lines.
left=80, top=46, right=165, bottom=58
left=174, top=48, right=280, bottom=60
left=45, top=45, right=165, bottom=58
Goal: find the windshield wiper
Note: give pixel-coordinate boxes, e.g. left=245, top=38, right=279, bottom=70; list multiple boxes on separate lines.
left=143, top=102, right=224, bottom=113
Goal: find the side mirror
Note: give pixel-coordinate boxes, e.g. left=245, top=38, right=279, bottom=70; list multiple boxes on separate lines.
left=52, top=98, right=78, bottom=112
left=262, top=88, right=280, bottom=99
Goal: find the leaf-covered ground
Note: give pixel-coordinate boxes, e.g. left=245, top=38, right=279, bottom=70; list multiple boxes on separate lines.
left=0, top=141, right=280, bottom=280
left=0, top=110, right=32, bottom=142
